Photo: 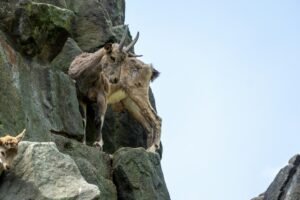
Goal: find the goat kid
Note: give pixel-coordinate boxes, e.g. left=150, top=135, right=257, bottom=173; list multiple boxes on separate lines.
left=0, top=129, right=25, bottom=173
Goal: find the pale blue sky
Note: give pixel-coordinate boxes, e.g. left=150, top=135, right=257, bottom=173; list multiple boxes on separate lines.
left=126, top=1, right=300, bottom=199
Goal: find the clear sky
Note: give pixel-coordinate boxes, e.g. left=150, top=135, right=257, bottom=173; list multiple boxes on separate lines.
left=125, top=1, right=300, bottom=199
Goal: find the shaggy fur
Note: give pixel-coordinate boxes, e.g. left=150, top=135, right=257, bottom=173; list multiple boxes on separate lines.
left=0, top=129, right=25, bottom=173
left=68, top=33, right=161, bottom=153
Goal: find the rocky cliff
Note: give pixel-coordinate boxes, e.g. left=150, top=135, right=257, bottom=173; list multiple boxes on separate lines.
left=0, top=0, right=170, bottom=199
left=252, top=155, right=300, bottom=200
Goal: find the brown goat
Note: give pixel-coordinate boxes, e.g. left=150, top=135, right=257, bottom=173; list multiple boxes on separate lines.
left=68, top=27, right=161, bottom=153
left=0, top=129, right=25, bottom=173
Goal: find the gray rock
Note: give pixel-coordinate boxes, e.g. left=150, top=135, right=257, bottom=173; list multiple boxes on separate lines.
left=52, top=134, right=117, bottom=200
left=12, top=1, right=75, bottom=61
left=253, top=154, right=300, bottom=200
left=112, top=147, right=170, bottom=200
left=0, top=141, right=100, bottom=200
left=251, top=196, right=264, bottom=200
left=0, top=30, right=84, bottom=141
left=51, top=37, right=82, bottom=73
left=32, top=0, right=67, bottom=8
left=65, top=0, right=114, bottom=52
left=19, top=66, right=84, bottom=141
left=0, top=30, right=26, bottom=136
left=0, top=1, right=18, bottom=32
left=99, top=0, right=125, bottom=26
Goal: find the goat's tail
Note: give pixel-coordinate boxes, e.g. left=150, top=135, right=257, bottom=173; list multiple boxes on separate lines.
left=151, top=65, right=160, bottom=82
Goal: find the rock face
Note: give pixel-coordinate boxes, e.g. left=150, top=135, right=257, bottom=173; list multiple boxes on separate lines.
left=252, top=155, right=300, bottom=200
left=0, top=0, right=169, bottom=199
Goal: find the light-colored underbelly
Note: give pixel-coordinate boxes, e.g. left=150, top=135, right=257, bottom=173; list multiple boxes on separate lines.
left=108, top=90, right=127, bottom=104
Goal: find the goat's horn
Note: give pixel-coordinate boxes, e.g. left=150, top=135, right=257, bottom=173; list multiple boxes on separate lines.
left=16, top=129, right=26, bottom=142
left=128, top=52, right=143, bottom=57
left=124, top=32, right=139, bottom=52
left=118, top=25, right=128, bottom=51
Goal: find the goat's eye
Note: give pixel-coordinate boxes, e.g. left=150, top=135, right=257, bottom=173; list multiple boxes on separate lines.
left=1, top=151, right=5, bottom=157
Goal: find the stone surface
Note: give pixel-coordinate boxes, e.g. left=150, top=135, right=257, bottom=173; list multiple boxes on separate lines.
left=0, top=30, right=26, bottom=136
left=12, top=1, right=75, bottom=61
left=51, top=37, right=82, bottom=73
left=99, top=0, right=125, bottom=26
left=52, top=134, right=117, bottom=200
left=253, top=154, right=300, bottom=200
left=32, top=0, right=68, bottom=8
left=0, top=141, right=100, bottom=200
left=251, top=195, right=264, bottom=200
left=112, top=147, right=170, bottom=200
left=65, top=0, right=114, bottom=52
left=0, top=29, right=84, bottom=141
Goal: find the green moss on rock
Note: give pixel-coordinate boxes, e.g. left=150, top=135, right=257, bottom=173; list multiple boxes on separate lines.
left=22, top=2, right=74, bottom=31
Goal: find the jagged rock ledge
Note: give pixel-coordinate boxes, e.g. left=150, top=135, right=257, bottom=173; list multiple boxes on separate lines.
left=252, top=154, right=300, bottom=200
left=0, top=139, right=170, bottom=200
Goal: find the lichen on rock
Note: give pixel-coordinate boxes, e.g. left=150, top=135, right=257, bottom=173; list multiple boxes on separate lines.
left=13, top=1, right=75, bottom=60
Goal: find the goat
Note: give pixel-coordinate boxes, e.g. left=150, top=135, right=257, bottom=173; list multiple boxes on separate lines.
left=0, top=129, right=25, bottom=173
left=68, top=27, right=161, bottom=153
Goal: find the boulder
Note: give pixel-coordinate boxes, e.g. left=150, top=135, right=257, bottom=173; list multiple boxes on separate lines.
left=53, top=134, right=118, bottom=200
left=0, top=141, right=100, bottom=200
left=112, top=147, right=170, bottom=200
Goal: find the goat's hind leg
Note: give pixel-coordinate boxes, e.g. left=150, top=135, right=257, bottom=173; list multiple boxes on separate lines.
left=135, top=96, right=161, bottom=152
left=93, top=93, right=107, bottom=150
left=123, top=96, right=161, bottom=153
left=79, top=101, right=87, bottom=145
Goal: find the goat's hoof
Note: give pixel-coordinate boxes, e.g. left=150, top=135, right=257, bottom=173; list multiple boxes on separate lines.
left=3, top=164, right=10, bottom=171
left=147, top=144, right=159, bottom=154
left=93, top=141, right=103, bottom=151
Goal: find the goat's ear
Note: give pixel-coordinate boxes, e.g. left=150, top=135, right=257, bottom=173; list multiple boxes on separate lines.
left=0, top=139, right=3, bottom=146
left=16, top=129, right=26, bottom=143
left=104, top=43, right=112, bottom=53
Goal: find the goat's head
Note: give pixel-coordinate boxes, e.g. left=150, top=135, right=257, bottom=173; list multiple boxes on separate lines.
left=101, top=26, right=142, bottom=67
left=0, top=129, right=25, bottom=171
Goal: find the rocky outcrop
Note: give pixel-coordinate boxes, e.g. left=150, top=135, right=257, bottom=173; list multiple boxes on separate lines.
left=252, top=154, right=300, bottom=200
left=52, top=134, right=118, bottom=200
left=113, top=148, right=170, bottom=200
left=0, top=0, right=169, bottom=199
left=0, top=141, right=100, bottom=200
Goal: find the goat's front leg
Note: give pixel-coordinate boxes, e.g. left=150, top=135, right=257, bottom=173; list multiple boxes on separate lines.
left=79, top=101, right=87, bottom=145
left=93, top=93, right=107, bottom=150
